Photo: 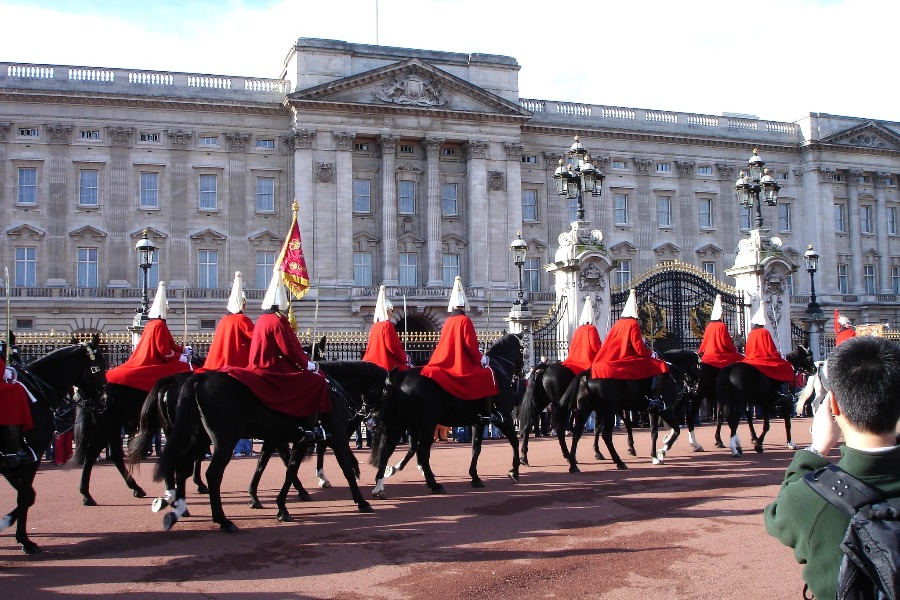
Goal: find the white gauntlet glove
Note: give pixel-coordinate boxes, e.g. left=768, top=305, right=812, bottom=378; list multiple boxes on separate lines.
left=179, top=353, right=191, bottom=363
left=182, top=345, right=193, bottom=356
left=3, top=366, right=15, bottom=383
left=480, top=355, right=489, bottom=368
left=307, top=360, right=319, bottom=374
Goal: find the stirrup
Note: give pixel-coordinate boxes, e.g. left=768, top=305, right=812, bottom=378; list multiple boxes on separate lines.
left=298, top=426, right=329, bottom=443
left=646, top=397, right=665, bottom=413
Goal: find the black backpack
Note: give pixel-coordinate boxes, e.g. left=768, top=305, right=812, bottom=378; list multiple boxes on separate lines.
left=804, top=463, right=900, bottom=600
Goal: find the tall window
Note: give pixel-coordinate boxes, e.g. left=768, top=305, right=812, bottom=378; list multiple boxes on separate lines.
left=14, top=247, right=36, bottom=287
left=523, top=189, right=538, bottom=221
left=892, top=265, right=900, bottom=294
left=442, top=183, right=458, bottom=216
left=702, top=261, right=716, bottom=277
left=398, top=180, right=416, bottom=214
left=353, top=179, right=371, bottom=213
left=616, top=259, right=632, bottom=286
left=787, top=273, right=794, bottom=296
left=353, top=252, right=372, bottom=286
left=524, top=257, right=541, bottom=292
left=199, top=174, right=217, bottom=210
left=699, top=198, right=713, bottom=229
left=740, top=206, right=752, bottom=230
left=837, top=264, right=848, bottom=294
left=778, top=203, right=791, bottom=232
left=256, top=176, right=274, bottom=212
left=256, top=251, right=275, bottom=289
left=399, top=253, right=418, bottom=287
left=140, top=172, right=159, bottom=208
left=442, top=253, right=460, bottom=287
left=198, top=250, right=218, bottom=289
left=18, top=167, right=37, bottom=204
left=657, top=196, right=672, bottom=227
left=864, top=264, right=876, bottom=294
left=77, top=248, right=98, bottom=288
left=79, top=170, right=99, bottom=206
left=861, top=205, right=873, bottom=233
left=834, top=203, right=847, bottom=232
left=889, top=207, right=897, bottom=235
left=614, top=193, right=629, bottom=225
left=569, top=198, right=579, bottom=222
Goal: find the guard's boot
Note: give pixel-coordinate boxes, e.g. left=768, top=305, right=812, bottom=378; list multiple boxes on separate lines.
left=646, top=377, right=665, bottom=413
left=0, top=425, right=36, bottom=469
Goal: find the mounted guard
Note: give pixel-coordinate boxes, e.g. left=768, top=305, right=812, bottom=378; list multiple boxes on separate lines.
left=362, top=285, right=410, bottom=371
left=743, top=305, right=795, bottom=383
left=0, top=342, right=36, bottom=468
left=200, top=271, right=254, bottom=371
left=698, top=295, right=744, bottom=368
left=561, top=296, right=603, bottom=375
left=834, top=309, right=857, bottom=347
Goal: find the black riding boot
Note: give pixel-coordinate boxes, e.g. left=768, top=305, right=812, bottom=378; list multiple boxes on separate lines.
left=478, top=398, right=504, bottom=425
left=646, top=376, right=665, bottom=413
left=0, top=424, right=36, bottom=468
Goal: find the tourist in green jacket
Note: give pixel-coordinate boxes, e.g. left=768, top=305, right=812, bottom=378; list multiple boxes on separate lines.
left=764, top=335, right=900, bottom=600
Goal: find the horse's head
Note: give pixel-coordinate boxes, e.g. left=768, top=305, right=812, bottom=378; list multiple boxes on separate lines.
left=789, top=344, right=817, bottom=375
left=486, top=333, right=525, bottom=378
left=75, top=333, right=108, bottom=404
left=303, top=335, right=327, bottom=361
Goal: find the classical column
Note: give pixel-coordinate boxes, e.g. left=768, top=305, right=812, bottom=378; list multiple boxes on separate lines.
left=875, top=172, right=892, bottom=293
left=425, top=137, right=444, bottom=287
left=224, top=132, right=249, bottom=279
left=291, top=128, right=316, bottom=285
left=166, top=129, right=192, bottom=287
left=544, top=151, right=565, bottom=234
left=107, top=126, right=133, bottom=285
left=45, top=124, right=72, bottom=285
left=465, top=140, right=489, bottom=286
left=333, top=131, right=355, bottom=285
left=379, top=135, right=399, bottom=286
left=675, top=160, right=696, bottom=262
left=846, top=170, right=864, bottom=294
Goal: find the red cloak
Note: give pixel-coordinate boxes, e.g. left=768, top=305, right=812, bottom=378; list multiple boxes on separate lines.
left=834, top=310, right=857, bottom=346
left=421, top=312, right=499, bottom=400
left=590, top=318, right=668, bottom=380
left=698, top=321, right=744, bottom=368
left=222, top=311, right=329, bottom=418
left=362, top=320, right=410, bottom=371
left=0, top=355, right=32, bottom=431
left=561, top=324, right=602, bottom=374
left=199, top=312, right=254, bottom=371
left=106, top=319, right=190, bottom=392
left=743, top=327, right=795, bottom=382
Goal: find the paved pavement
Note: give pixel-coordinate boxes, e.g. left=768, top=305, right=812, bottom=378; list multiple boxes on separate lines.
left=1, top=420, right=810, bottom=599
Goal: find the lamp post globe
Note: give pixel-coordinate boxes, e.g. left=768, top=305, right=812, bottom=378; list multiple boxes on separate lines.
left=734, top=148, right=780, bottom=229
left=552, top=135, right=605, bottom=222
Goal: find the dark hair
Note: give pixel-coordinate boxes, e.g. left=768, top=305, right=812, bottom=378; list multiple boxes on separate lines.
left=828, top=336, right=900, bottom=434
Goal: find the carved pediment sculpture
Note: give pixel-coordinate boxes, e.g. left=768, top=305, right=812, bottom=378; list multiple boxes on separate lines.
left=374, top=74, right=447, bottom=107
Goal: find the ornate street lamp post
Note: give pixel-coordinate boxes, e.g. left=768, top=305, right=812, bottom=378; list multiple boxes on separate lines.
left=803, top=243, right=827, bottom=361
left=734, top=148, right=781, bottom=229
left=804, top=244, right=822, bottom=316
left=510, top=232, right=528, bottom=308
left=135, top=229, right=157, bottom=319
left=553, top=135, right=605, bottom=222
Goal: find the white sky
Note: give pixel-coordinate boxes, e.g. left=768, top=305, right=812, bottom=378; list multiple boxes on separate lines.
left=0, top=0, right=896, bottom=124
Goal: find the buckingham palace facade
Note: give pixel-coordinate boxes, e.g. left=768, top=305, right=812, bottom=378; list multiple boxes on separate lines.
left=1, top=38, right=899, bottom=335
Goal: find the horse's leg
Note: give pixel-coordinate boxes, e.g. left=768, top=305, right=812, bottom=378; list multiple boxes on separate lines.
left=371, top=431, right=403, bottom=500
left=275, top=443, right=308, bottom=523
left=566, top=408, right=589, bottom=474
left=315, top=441, right=333, bottom=488
left=6, top=463, right=40, bottom=554
left=592, top=423, right=606, bottom=461
left=193, top=456, right=208, bottom=494
left=322, top=412, right=374, bottom=513
left=648, top=413, right=660, bottom=460
left=754, top=406, right=772, bottom=453
left=248, top=441, right=279, bottom=509
left=109, top=433, right=147, bottom=499
left=469, top=423, right=486, bottom=488
left=714, top=403, right=726, bottom=448
left=201, top=442, right=239, bottom=532
left=77, top=435, right=107, bottom=506
left=496, top=418, right=520, bottom=483
left=623, top=412, right=636, bottom=456
left=725, top=404, right=743, bottom=457
left=418, top=435, right=444, bottom=494
left=599, top=409, right=627, bottom=470
left=520, top=425, right=531, bottom=467
left=384, top=437, right=419, bottom=478
left=652, top=409, right=681, bottom=465
left=686, top=398, right=704, bottom=452
left=784, top=411, right=795, bottom=450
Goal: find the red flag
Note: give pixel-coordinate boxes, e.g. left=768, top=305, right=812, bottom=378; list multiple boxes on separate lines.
left=277, top=200, right=310, bottom=300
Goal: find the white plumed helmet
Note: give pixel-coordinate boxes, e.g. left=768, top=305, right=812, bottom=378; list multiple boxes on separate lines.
left=226, top=271, right=245, bottom=314
left=620, top=289, right=638, bottom=319
left=261, top=269, right=289, bottom=311
left=447, top=276, right=469, bottom=312
left=710, top=294, right=723, bottom=321
left=750, top=304, right=767, bottom=327
left=579, top=295, right=594, bottom=326
left=147, top=282, right=168, bottom=320
left=373, top=285, right=392, bottom=323
left=838, top=314, right=851, bottom=328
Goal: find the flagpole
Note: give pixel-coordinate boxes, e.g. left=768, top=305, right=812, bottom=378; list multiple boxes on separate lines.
left=402, top=293, right=408, bottom=356
left=4, top=267, right=10, bottom=363
left=183, top=288, right=188, bottom=346
left=312, top=276, right=320, bottom=355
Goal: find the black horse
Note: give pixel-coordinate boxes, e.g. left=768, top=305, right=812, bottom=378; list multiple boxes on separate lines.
left=368, top=333, right=524, bottom=497
left=559, top=357, right=682, bottom=471
left=1, top=336, right=107, bottom=554
left=715, top=344, right=816, bottom=456
left=518, top=361, right=580, bottom=467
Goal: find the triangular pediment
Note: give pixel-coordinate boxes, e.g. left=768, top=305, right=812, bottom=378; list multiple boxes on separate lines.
left=289, top=59, right=530, bottom=119
left=68, top=225, right=107, bottom=241
left=5, top=224, right=45, bottom=239
left=190, top=228, right=227, bottom=244
left=130, top=227, right=168, bottom=241
left=526, top=237, right=548, bottom=251
left=820, top=120, right=900, bottom=150
left=397, top=233, right=425, bottom=252
left=609, top=241, right=638, bottom=257
left=248, top=229, right=283, bottom=245
left=353, top=232, right=380, bottom=251
left=695, top=243, right=723, bottom=257
left=653, top=242, right=682, bottom=258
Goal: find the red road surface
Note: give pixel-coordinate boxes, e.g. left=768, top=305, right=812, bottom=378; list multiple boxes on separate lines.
left=2, top=420, right=810, bottom=598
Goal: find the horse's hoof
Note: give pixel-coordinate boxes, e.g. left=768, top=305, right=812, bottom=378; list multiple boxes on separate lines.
left=151, top=497, right=168, bottom=513
left=21, top=541, right=41, bottom=555
left=520, top=458, right=529, bottom=467
left=353, top=468, right=361, bottom=480
left=616, top=463, right=629, bottom=470
left=249, top=499, right=263, bottom=509
left=627, top=449, right=637, bottom=456
left=162, top=512, right=178, bottom=531
left=431, top=485, right=447, bottom=495
left=754, top=444, right=764, bottom=453
left=715, top=441, right=725, bottom=449
left=299, top=490, right=313, bottom=502
left=197, top=484, right=209, bottom=495
left=652, top=456, right=663, bottom=465
left=277, top=511, right=293, bottom=523
left=384, top=466, right=396, bottom=478
left=568, top=465, right=581, bottom=474
left=219, top=521, right=239, bottom=533
left=357, top=501, right=375, bottom=513
left=82, top=497, right=97, bottom=507
left=508, top=470, right=519, bottom=483
left=372, top=490, right=387, bottom=500
left=691, top=444, right=705, bottom=452
left=317, top=478, right=331, bottom=489
left=181, top=509, right=191, bottom=518
left=750, top=437, right=759, bottom=445
left=787, top=441, right=797, bottom=450
left=133, top=488, right=147, bottom=498
left=594, top=452, right=606, bottom=461
left=471, top=478, right=485, bottom=488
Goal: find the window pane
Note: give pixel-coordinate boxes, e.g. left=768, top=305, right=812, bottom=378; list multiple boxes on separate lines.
left=699, top=199, right=712, bottom=228
left=779, top=203, right=791, bottom=231
left=523, top=189, right=538, bottom=221
left=658, top=197, right=671, bottom=227
left=837, top=265, right=848, bottom=294
left=524, top=256, right=540, bottom=292
left=740, top=206, right=752, bottom=230
left=442, top=183, right=458, bottom=216
left=353, top=252, right=372, bottom=286
left=256, top=177, right=274, bottom=212
left=399, top=253, right=417, bottom=287
left=617, top=259, right=631, bottom=287
left=256, top=251, right=275, bottom=289
left=892, top=266, right=900, bottom=295
left=15, top=247, right=36, bottom=287
left=614, top=194, right=628, bottom=225
left=702, top=261, right=715, bottom=277
left=398, top=180, right=416, bottom=214
left=864, top=265, right=876, bottom=294
left=889, top=207, right=897, bottom=235
left=442, top=254, right=459, bottom=287
left=861, top=205, right=873, bottom=233
left=834, top=204, right=846, bottom=232
left=18, top=167, right=37, bottom=204
left=353, top=179, right=371, bottom=213
left=198, top=249, right=218, bottom=288
left=79, top=170, right=99, bottom=206
left=77, top=247, right=98, bottom=288
left=140, top=172, right=159, bottom=208
left=199, top=174, right=217, bottom=210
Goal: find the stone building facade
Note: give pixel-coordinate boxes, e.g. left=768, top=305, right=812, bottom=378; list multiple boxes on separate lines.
left=1, top=38, right=899, bottom=335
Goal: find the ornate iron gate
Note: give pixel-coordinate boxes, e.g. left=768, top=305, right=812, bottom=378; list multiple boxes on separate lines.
left=532, top=295, right=568, bottom=361
left=610, top=262, right=745, bottom=352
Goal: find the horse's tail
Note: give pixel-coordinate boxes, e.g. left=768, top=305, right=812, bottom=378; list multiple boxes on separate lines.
left=154, top=375, right=201, bottom=482
left=68, top=404, right=98, bottom=467
left=126, top=382, right=165, bottom=470
left=368, top=367, right=401, bottom=467
left=518, top=367, right=545, bottom=435
left=558, top=369, right=585, bottom=415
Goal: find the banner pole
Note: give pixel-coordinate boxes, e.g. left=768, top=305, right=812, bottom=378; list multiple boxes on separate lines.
left=4, top=267, right=10, bottom=363
left=402, top=293, right=408, bottom=356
